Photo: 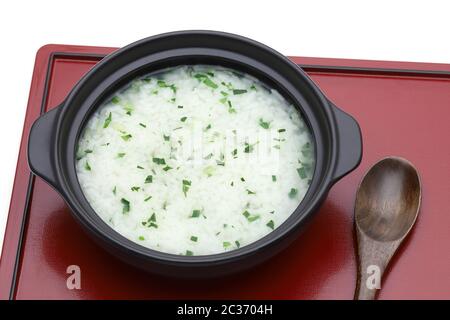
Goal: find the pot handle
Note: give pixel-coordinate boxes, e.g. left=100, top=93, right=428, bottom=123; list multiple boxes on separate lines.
left=329, top=101, right=363, bottom=181
left=28, top=106, right=61, bottom=189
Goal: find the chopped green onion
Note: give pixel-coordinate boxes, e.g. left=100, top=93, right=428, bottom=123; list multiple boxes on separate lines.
left=203, top=78, right=218, bottom=89
left=103, top=112, right=112, bottom=128
left=185, top=250, right=194, bottom=256
left=121, top=134, right=132, bottom=141
left=163, top=134, right=170, bottom=141
left=131, top=186, right=140, bottom=192
left=227, top=100, right=236, bottom=113
left=112, top=186, right=116, bottom=195
left=235, top=240, right=241, bottom=248
left=223, top=241, right=231, bottom=248
left=182, top=179, right=191, bottom=197
left=138, top=236, right=145, bottom=241
left=288, top=188, right=298, bottom=199
left=272, top=175, right=277, bottom=182
left=246, top=189, right=256, bottom=195
left=205, top=124, right=212, bottom=131
left=85, top=161, right=91, bottom=171
left=233, top=89, right=247, bottom=95
left=152, top=157, right=166, bottom=165
left=121, top=198, right=130, bottom=214
left=266, top=220, right=275, bottom=230
left=137, top=165, right=144, bottom=169
left=145, top=175, right=153, bottom=183
left=278, top=128, right=286, bottom=133
left=139, top=123, right=146, bottom=128
left=244, top=143, right=253, bottom=153
left=163, top=166, right=172, bottom=171
left=190, top=236, right=198, bottom=242
left=117, top=153, right=126, bottom=158
left=180, top=116, right=187, bottom=122
left=259, top=118, right=271, bottom=129
left=144, top=195, right=152, bottom=202
left=297, top=167, right=307, bottom=179
left=242, top=210, right=260, bottom=222
left=191, top=209, right=201, bottom=218
left=111, top=96, right=120, bottom=104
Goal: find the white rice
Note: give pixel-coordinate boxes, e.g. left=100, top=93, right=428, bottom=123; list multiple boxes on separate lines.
left=76, top=65, right=314, bottom=256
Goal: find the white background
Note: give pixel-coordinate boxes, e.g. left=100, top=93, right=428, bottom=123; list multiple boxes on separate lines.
left=0, top=0, right=449, bottom=252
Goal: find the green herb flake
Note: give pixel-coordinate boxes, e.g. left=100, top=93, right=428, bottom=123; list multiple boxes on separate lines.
left=191, top=209, right=201, bottom=218
left=227, top=100, right=236, bottom=113
left=84, top=161, right=91, bottom=171
left=121, top=198, right=130, bottom=214
left=278, top=128, right=286, bottom=133
left=112, top=186, right=116, bottom=195
left=233, top=89, right=247, bottom=95
left=297, top=167, right=307, bottom=179
left=123, top=103, right=133, bottom=115
left=163, top=165, right=172, bottom=171
left=103, top=112, right=112, bottom=128
left=203, top=77, right=218, bottom=89
left=190, top=236, right=198, bottom=242
left=177, top=105, right=183, bottom=109
left=84, top=149, right=93, bottom=154
left=272, top=175, right=277, bottom=182
left=288, top=188, right=298, bottom=199
left=266, top=220, right=275, bottom=230
left=111, top=96, right=120, bottom=104
left=117, top=152, right=126, bottom=158
left=240, top=177, right=245, bottom=182
left=145, top=175, right=153, bottom=184
left=235, top=240, right=241, bottom=248
left=232, top=149, right=237, bottom=157
left=139, top=123, right=147, bottom=128
left=223, top=241, right=231, bottom=248
left=242, top=210, right=260, bottom=222
left=246, top=189, right=256, bottom=195
left=138, top=236, right=145, bottom=241
left=259, top=118, right=271, bottom=129
left=244, top=142, right=253, bottom=153
left=250, top=84, right=257, bottom=91
left=185, top=250, right=194, bottom=256
left=163, top=134, right=170, bottom=141
left=137, top=165, right=144, bottom=169
left=180, top=116, right=187, bottom=122
left=182, top=179, right=191, bottom=196
left=301, top=142, right=312, bottom=157
left=144, top=195, right=152, bottom=202
left=152, top=157, right=166, bottom=165
left=220, top=91, right=228, bottom=97
left=205, top=124, right=212, bottom=131
left=157, top=80, right=177, bottom=93
left=121, top=134, right=132, bottom=141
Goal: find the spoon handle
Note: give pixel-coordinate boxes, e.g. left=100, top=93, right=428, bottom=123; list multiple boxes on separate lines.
left=354, top=229, right=399, bottom=300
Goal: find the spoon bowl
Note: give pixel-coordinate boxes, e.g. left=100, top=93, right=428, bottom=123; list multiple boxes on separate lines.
left=354, top=157, right=421, bottom=300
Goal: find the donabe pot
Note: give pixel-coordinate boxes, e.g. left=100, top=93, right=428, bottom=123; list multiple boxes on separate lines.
left=28, top=31, right=362, bottom=278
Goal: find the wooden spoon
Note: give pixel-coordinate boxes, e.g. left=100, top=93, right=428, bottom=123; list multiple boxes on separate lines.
left=354, top=157, right=421, bottom=300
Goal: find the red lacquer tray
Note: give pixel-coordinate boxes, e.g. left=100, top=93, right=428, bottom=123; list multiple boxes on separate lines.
left=1, top=45, right=450, bottom=300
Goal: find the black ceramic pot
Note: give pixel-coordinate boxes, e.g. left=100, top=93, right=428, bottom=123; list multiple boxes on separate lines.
left=28, top=31, right=362, bottom=277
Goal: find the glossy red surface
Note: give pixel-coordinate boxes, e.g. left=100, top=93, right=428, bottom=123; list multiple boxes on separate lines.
left=1, top=45, right=450, bottom=299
